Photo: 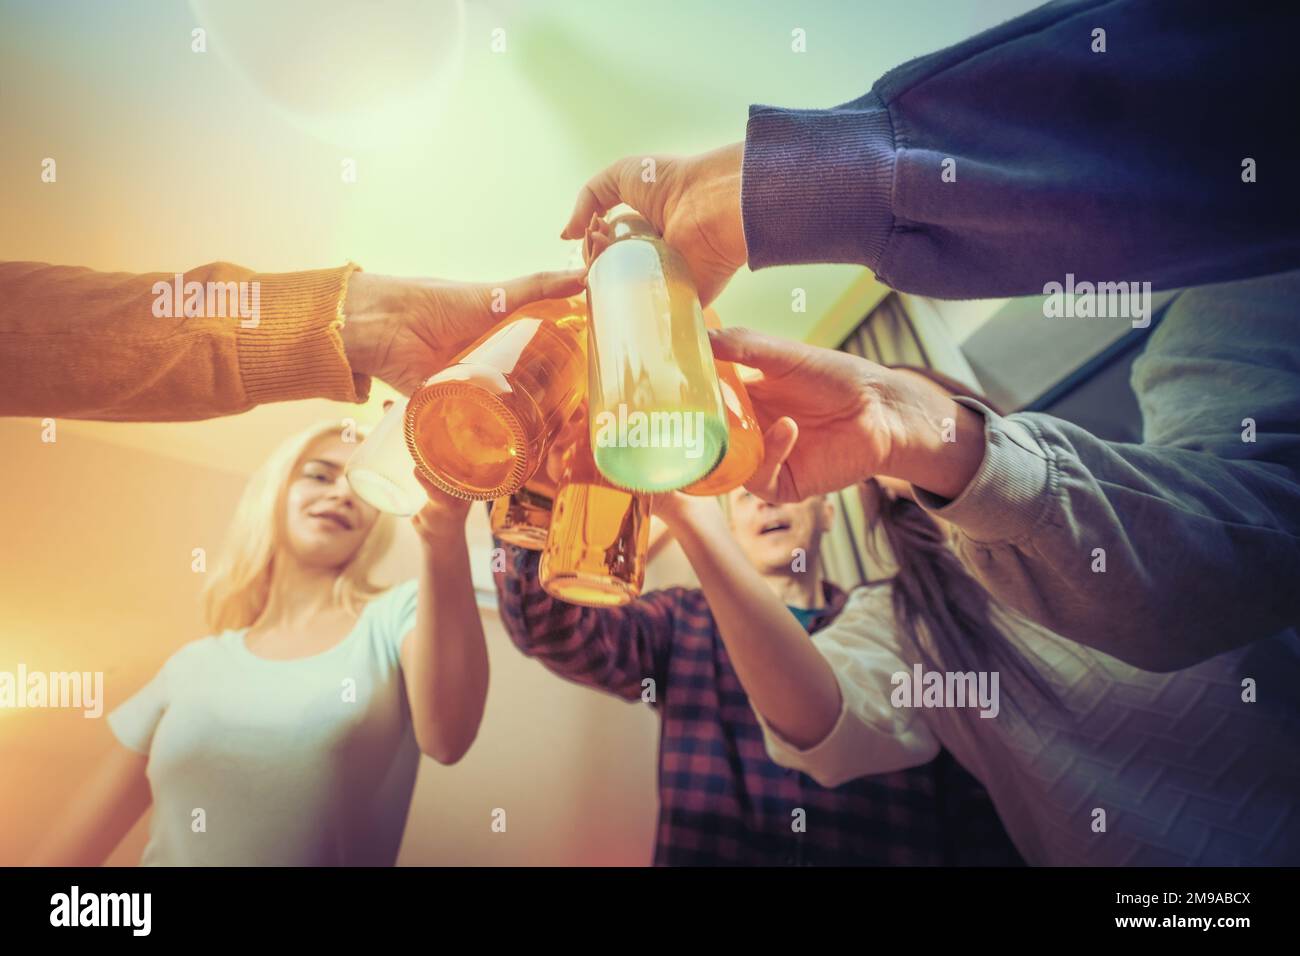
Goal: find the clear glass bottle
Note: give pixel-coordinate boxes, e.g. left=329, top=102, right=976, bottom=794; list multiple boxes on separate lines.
left=344, top=396, right=427, bottom=516
left=539, top=409, right=650, bottom=607
left=404, top=296, right=586, bottom=501
left=584, top=208, right=728, bottom=493
left=683, top=307, right=765, bottom=496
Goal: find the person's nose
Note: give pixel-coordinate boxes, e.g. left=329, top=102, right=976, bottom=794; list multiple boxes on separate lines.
left=324, top=474, right=358, bottom=511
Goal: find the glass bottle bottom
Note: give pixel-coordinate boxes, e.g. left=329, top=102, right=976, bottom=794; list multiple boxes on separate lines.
left=592, top=415, right=729, bottom=493
left=406, top=383, right=532, bottom=501
left=540, top=571, right=638, bottom=607
left=346, top=467, right=425, bottom=517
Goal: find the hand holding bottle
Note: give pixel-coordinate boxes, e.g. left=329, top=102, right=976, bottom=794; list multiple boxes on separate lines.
left=411, top=469, right=474, bottom=545
left=562, top=143, right=747, bottom=306
left=342, top=270, right=585, bottom=396
left=708, top=327, right=987, bottom=503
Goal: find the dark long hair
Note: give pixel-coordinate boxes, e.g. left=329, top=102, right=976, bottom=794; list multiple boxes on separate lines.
left=862, top=366, right=1061, bottom=715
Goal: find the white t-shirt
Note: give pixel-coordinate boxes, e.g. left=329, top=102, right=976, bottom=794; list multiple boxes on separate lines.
left=756, top=583, right=1300, bottom=865
left=108, top=580, right=420, bottom=866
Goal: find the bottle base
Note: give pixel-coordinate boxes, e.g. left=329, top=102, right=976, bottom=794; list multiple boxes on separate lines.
left=540, top=572, right=638, bottom=608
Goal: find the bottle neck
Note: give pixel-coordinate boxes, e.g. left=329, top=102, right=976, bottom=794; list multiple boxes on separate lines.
left=608, top=212, right=657, bottom=241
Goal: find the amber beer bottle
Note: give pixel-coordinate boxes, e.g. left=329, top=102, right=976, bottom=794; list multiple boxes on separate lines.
left=489, top=472, right=557, bottom=551
left=539, top=411, right=650, bottom=607
left=683, top=307, right=764, bottom=496
left=404, top=296, right=586, bottom=500
left=584, top=207, right=728, bottom=493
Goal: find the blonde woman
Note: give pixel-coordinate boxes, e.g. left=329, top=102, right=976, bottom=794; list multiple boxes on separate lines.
left=29, top=420, right=484, bottom=866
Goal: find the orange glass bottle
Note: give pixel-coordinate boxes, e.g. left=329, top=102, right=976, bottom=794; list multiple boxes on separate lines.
left=539, top=410, right=651, bottom=607
left=683, top=307, right=765, bottom=496
left=405, top=296, right=586, bottom=501
left=489, top=472, right=557, bottom=550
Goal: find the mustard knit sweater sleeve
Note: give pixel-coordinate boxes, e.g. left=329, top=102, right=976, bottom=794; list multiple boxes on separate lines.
left=0, top=260, right=368, bottom=421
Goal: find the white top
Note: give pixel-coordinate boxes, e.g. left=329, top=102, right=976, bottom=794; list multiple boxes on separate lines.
left=108, top=581, right=420, bottom=866
left=756, top=583, right=1300, bottom=865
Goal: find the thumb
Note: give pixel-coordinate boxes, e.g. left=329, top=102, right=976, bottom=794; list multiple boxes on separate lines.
left=745, top=416, right=799, bottom=503
left=708, top=326, right=802, bottom=377
left=488, top=269, right=586, bottom=316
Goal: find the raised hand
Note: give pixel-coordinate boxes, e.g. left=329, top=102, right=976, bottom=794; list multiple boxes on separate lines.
left=708, top=327, right=986, bottom=502
left=562, top=143, right=747, bottom=306
left=342, top=269, right=586, bottom=396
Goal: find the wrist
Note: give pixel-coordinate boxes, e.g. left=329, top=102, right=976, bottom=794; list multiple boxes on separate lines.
left=416, top=523, right=470, bottom=554
left=657, top=495, right=725, bottom=539
left=880, top=370, right=987, bottom=501
left=341, top=272, right=400, bottom=377
left=413, top=505, right=473, bottom=550
left=703, top=141, right=749, bottom=268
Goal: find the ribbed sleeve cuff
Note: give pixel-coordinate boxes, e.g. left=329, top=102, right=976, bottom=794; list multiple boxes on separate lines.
left=741, top=103, right=897, bottom=270
left=913, top=398, right=1054, bottom=544
left=236, top=263, right=369, bottom=406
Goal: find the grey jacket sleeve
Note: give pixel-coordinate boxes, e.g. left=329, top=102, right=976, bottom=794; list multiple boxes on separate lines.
left=913, top=270, right=1300, bottom=671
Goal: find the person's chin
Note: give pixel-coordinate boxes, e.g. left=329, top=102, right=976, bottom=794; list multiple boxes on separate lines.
left=290, top=536, right=358, bottom=568
left=765, top=538, right=811, bottom=569
left=758, top=550, right=796, bottom=574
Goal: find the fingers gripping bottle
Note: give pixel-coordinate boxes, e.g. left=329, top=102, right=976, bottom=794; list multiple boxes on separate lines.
left=682, top=307, right=764, bottom=496
left=404, top=296, right=587, bottom=501
left=584, top=207, right=728, bottom=493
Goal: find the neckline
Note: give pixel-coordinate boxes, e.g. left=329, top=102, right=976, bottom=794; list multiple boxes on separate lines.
left=233, top=604, right=372, bottom=666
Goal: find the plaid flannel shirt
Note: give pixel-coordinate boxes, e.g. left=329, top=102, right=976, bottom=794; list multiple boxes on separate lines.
left=493, top=542, right=1021, bottom=867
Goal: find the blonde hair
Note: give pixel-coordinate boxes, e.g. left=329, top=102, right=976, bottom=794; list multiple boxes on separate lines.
left=201, top=421, right=397, bottom=632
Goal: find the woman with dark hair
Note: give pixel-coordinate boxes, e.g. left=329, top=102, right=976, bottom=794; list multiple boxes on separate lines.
left=861, top=368, right=1063, bottom=714
left=654, top=367, right=1300, bottom=865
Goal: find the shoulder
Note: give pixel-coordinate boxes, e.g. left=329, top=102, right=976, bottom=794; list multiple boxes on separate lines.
left=814, top=582, right=910, bottom=653
left=837, top=582, right=898, bottom=626
left=162, top=633, right=228, bottom=671
left=129, top=634, right=230, bottom=700
left=367, top=579, right=419, bottom=617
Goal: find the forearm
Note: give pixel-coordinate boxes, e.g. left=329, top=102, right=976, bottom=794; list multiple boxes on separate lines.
left=27, top=742, right=150, bottom=866
left=742, top=0, right=1300, bottom=296
left=0, top=260, right=366, bottom=421
left=898, top=274, right=1300, bottom=669
left=407, top=535, right=489, bottom=764
left=668, top=507, right=842, bottom=749
left=914, top=405, right=1300, bottom=670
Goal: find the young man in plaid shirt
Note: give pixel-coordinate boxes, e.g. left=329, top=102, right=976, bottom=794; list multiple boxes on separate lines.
left=493, top=487, right=1020, bottom=866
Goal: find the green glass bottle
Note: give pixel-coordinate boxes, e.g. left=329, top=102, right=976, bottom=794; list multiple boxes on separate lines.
left=584, top=208, right=728, bottom=493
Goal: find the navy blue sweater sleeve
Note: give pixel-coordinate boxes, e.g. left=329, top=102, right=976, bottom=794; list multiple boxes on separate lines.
left=742, top=0, right=1300, bottom=297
